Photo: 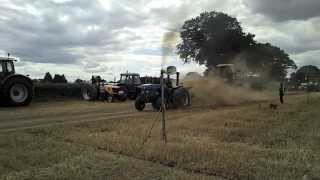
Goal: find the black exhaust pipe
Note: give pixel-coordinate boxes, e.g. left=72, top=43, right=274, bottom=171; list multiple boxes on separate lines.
left=176, top=72, right=180, bottom=86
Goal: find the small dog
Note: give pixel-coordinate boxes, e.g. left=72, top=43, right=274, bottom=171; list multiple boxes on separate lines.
left=269, top=103, right=278, bottom=110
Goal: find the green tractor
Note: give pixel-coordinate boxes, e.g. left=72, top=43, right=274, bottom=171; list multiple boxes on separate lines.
left=0, top=57, right=34, bottom=106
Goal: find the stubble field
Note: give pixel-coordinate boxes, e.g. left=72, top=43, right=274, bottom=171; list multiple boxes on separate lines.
left=0, top=93, right=319, bottom=180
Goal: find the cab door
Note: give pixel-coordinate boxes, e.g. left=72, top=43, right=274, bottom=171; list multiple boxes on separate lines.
left=5, top=61, right=15, bottom=75
left=0, top=62, right=5, bottom=81
left=0, top=61, right=15, bottom=83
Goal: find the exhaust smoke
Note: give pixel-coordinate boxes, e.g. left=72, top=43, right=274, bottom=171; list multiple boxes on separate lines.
left=161, top=32, right=179, bottom=68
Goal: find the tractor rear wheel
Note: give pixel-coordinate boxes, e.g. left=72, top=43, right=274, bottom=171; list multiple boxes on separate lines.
left=172, top=88, right=191, bottom=108
left=82, top=84, right=98, bottom=101
left=152, top=97, right=168, bottom=111
left=3, top=77, right=33, bottom=106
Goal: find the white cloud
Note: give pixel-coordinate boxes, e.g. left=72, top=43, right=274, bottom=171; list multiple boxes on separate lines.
left=0, top=0, right=319, bottom=81
left=244, top=0, right=320, bottom=22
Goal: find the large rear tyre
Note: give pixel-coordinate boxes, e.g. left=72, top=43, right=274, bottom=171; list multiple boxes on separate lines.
left=152, top=97, right=161, bottom=110
left=4, top=78, right=33, bottom=106
left=135, top=96, right=146, bottom=111
left=82, top=84, right=98, bottom=101
left=172, top=88, right=191, bottom=108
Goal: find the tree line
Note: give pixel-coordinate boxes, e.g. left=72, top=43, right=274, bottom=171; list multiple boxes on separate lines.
left=177, top=11, right=297, bottom=81
left=291, top=65, right=320, bottom=85
left=42, top=72, right=68, bottom=83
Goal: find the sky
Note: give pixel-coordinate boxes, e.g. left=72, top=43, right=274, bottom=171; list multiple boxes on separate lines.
left=0, top=0, right=319, bottom=81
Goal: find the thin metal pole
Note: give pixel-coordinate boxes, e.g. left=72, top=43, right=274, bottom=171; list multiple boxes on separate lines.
left=161, top=70, right=167, bottom=144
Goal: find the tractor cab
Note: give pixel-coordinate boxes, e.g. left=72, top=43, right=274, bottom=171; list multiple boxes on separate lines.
left=118, top=73, right=141, bottom=99
left=119, top=73, right=141, bottom=85
left=0, top=57, right=16, bottom=81
left=215, top=64, right=235, bottom=82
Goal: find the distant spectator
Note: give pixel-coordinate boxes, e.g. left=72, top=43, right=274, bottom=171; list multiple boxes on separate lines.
left=279, top=82, right=285, bottom=104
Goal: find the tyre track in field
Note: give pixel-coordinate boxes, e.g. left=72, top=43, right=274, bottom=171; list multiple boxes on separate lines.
left=0, top=101, right=241, bottom=133
left=0, top=106, right=205, bottom=133
left=0, top=108, right=137, bottom=123
left=0, top=109, right=147, bottom=132
left=0, top=105, right=231, bottom=133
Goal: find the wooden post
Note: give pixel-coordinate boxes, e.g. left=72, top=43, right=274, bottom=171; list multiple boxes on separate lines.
left=160, top=70, right=167, bottom=144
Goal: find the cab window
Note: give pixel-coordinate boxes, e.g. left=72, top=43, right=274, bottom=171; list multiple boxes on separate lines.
left=6, top=61, right=14, bottom=73
left=133, top=76, right=141, bottom=84
left=0, top=63, right=3, bottom=73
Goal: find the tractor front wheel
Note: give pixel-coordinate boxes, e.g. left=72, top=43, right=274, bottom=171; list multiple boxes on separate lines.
left=106, top=95, right=114, bottom=103
left=135, top=96, right=146, bottom=111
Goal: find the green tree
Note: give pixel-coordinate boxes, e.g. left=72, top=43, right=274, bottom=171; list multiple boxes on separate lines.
left=178, top=11, right=296, bottom=80
left=246, top=43, right=297, bottom=80
left=74, top=79, right=84, bottom=83
left=53, top=74, right=68, bottom=83
left=177, top=11, right=255, bottom=68
left=295, top=65, right=320, bottom=83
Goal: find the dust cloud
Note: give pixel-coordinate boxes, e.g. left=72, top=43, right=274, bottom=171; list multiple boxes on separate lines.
left=160, top=2, right=268, bottom=107
left=183, top=75, right=268, bottom=107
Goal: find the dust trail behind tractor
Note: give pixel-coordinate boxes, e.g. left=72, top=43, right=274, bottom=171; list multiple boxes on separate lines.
left=183, top=76, right=268, bottom=107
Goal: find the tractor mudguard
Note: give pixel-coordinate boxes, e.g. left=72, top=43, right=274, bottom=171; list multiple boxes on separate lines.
left=1, top=74, right=33, bottom=87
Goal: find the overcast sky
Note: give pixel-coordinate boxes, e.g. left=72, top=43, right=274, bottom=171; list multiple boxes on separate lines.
left=0, top=0, right=319, bottom=81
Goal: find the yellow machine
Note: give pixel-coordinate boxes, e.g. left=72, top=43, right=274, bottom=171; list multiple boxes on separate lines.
left=215, top=64, right=245, bottom=82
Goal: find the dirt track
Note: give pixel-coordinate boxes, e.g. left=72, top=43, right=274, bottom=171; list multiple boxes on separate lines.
left=0, top=91, right=277, bottom=133
left=0, top=99, right=223, bottom=132
left=0, top=97, right=270, bottom=132
left=0, top=100, right=150, bottom=132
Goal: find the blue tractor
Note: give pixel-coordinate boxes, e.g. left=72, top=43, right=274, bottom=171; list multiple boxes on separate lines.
left=135, top=67, right=191, bottom=111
